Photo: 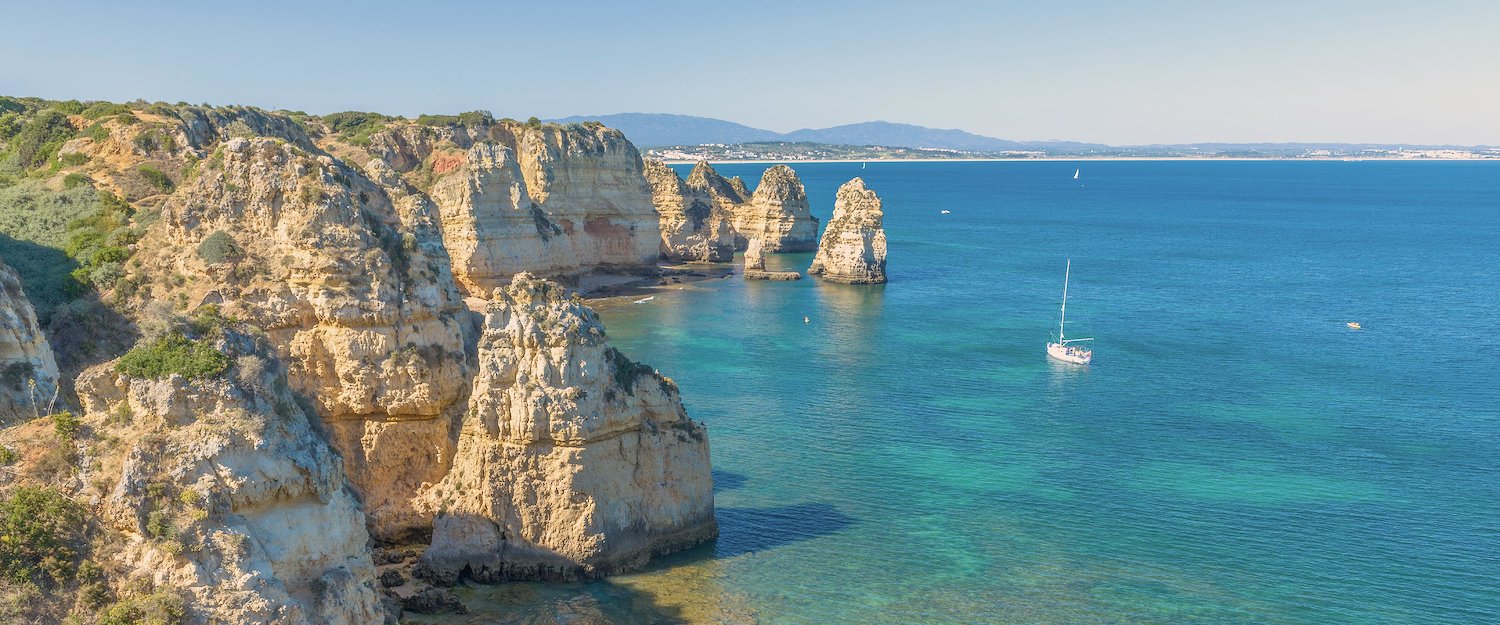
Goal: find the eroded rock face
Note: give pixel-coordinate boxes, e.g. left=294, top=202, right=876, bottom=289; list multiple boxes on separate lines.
left=370, top=121, right=660, bottom=292
left=73, top=331, right=386, bottom=625
left=417, top=274, right=717, bottom=581
left=742, top=165, right=820, bottom=252
left=809, top=178, right=888, bottom=284
left=742, top=238, right=801, bottom=281
left=643, top=159, right=733, bottom=262
left=142, top=137, right=472, bottom=536
left=0, top=261, right=58, bottom=419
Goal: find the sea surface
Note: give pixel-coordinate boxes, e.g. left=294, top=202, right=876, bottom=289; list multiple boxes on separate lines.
left=416, top=161, right=1500, bottom=624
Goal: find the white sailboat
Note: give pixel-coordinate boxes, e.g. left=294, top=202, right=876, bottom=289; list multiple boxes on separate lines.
left=1047, top=259, right=1093, bottom=364
left=1073, top=168, right=1080, bottom=180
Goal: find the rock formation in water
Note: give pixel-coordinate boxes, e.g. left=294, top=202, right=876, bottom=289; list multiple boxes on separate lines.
left=0, top=261, right=59, bottom=419
left=740, top=165, right=821, bottom=252
left=809, top=178, right=888, bottom=284
left=417, top=274, right=716, bottom=581
left=742, top=238, right=803, bottom=281
left=683, top=161, right=819, bottom=252
left=642, top=159, right=734, bottom=262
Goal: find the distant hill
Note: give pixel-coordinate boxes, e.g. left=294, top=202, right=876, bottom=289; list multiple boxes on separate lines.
left=782, top=121, right=1031, bottom=151
left=548, top=113, right=1105, bottom=151
left=549, top=113, right=780, bottom=147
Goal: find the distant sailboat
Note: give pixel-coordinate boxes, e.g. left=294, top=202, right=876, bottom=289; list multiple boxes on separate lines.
left=1073, top=168, right=1080, bottom=180
left=1047, top=259, right=1093, bottom=364
left=940, top=209, right=952, bottom=215
left=862, top=162, right=867, bottom=170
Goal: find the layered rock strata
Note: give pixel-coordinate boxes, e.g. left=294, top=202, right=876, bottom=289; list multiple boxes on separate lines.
left=145, top=136, right=472, bottom=537
left=741, top=165, right=821, bottom=252
left=643, top=159, right=734, bottom=262
left=742, top=238, right=802, bottom=281
left=808, top=178, right=888, bottom=284
left=364, top=120, right=661, bottom=293
left=71, top=330, right=386, bottom=625
left=0, top=260, right=59, bottom=419
left=418, top=274, right=717, bottom=581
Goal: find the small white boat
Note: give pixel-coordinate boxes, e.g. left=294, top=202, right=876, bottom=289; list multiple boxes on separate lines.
left=1347, top=322, right=1361, bottom=330
left=941, top=209, right=952, bottom=215
left=1073, top=168, right=1080, bottom=180
left=804, top=316, right=810, bottom=324
left=633, top=296, right=655, bottom=304
left=1047, top=259, right=1093, bottom=364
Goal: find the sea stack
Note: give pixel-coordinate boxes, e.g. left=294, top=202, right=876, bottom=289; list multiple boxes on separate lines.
left=741, top=165, right=820, bottom=252
left=809, top=178, right=888, bottom=284
left=418, top=274, right=718, bottom=582
left=643, top=158, right=735, bottom=262
left=742, top=238, right=803, bottom=281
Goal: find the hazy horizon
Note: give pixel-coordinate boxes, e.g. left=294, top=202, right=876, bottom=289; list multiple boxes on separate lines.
left=3, top=0, right=1497, bottom=145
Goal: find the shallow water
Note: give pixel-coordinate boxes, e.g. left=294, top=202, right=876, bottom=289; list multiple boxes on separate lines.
left=415, top=161, right=1500, bottom=624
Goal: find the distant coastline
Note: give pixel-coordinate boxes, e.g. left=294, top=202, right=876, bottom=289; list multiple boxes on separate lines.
left=661, top=156, right=1500, bottom=165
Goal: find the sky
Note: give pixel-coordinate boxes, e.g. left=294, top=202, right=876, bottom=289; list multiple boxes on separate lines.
left=2, top=0, right=1498, bottom=145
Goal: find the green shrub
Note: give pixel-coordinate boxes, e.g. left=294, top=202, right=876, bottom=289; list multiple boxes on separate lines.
left=115, top=333, right=229, bottom=380
left=0, top=446, right=16, bottom=465
left=0, top=113, right=20, bottom=140
left=59, top=152, right=90, bottom=167
left=62, top=172, right=90, bottom=188
left=97, top=590, right=186, bottom=625
left=80, top=102, right=131, bottom=120
left=137, top=165, right=172, bottom=193
left=82, top=121, right=111, bottom=142
left=4, top=110, right=77, bottom=170
left=0, top=486, right=85, bottom=587
left=196, top=231, right=241, bottom=264
left=52, top=100, right=85, bottom=115
left=0, top=181, right=103, bottom=317
left=52, top=411, right=81, bottom=440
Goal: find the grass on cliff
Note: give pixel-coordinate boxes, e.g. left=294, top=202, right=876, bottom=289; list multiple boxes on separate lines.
left=0, top=486, right=85, bottom=588
left=115, top=333, right=229, bottom=381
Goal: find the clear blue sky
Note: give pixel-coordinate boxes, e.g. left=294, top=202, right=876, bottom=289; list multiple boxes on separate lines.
left=3, top=0, right=1497, bottom=145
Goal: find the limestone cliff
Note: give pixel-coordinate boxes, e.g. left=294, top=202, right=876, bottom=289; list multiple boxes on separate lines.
left=0, top=261, right=59, bottom=420
left=643, top=159, right=734, bottom=262
left=361, top=120, right=661, bottom=292
left=418, top=274, right=716, bottom=581
left=137, top=136, right=472, bottom=537
left=809, top=178, right=888, bottom=284
left=21, top=328, right=386, bottom=625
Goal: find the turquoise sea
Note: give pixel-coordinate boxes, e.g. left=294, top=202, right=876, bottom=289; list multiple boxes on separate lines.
left=428, top=161, right=1500, bottom=624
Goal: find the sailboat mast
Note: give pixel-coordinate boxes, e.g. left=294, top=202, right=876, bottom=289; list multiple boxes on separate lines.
left=1059, top=259, right=1070, bottom=342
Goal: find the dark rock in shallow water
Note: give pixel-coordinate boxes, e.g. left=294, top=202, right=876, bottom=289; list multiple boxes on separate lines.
left=379, top=569, right=405, bottom=588
left=403, top=587, right=468, bottom=614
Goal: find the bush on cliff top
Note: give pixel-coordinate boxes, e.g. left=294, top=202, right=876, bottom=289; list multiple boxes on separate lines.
left=115, top=333, right=229, bottom=380
left=0, top=486, right=85, bottom=588
left=196, top=231, right=242, bottom=264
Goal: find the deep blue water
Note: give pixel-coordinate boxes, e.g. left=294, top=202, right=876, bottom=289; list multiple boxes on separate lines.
left=426, top=161, right=1500, bottom=624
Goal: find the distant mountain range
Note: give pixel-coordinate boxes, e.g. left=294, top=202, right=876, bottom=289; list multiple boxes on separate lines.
left=549, top=114, right=1103, bottom=151
left=548, top=113, right=1493, bottom=155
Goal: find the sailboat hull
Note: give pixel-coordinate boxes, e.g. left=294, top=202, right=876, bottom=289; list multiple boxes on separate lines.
left=1047, top=342, right=1092, bottom=364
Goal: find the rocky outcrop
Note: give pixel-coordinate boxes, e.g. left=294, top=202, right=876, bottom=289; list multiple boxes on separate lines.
left=417, top=274, right=716, bottom=582
left=739, top=165, right=820, bottom=252
left=71, top=329, right=386, bottom=625
left=0, top=260, right=59, bottom=419
left=378, top=121, right=660, bottom=292
left=142, top=136, right=472, bottom=537
left=643, top=159, right=734, bottom=262
left=742, top=238, right=802, bottom=281
left=809, top=178, right=888, bottom=284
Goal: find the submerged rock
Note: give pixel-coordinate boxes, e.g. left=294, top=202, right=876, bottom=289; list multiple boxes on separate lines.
left=643, top=158, right=734, bottom=262
left=418, top=273, right=717, bottom=581
left=809, top=178, right=888, bottom=284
